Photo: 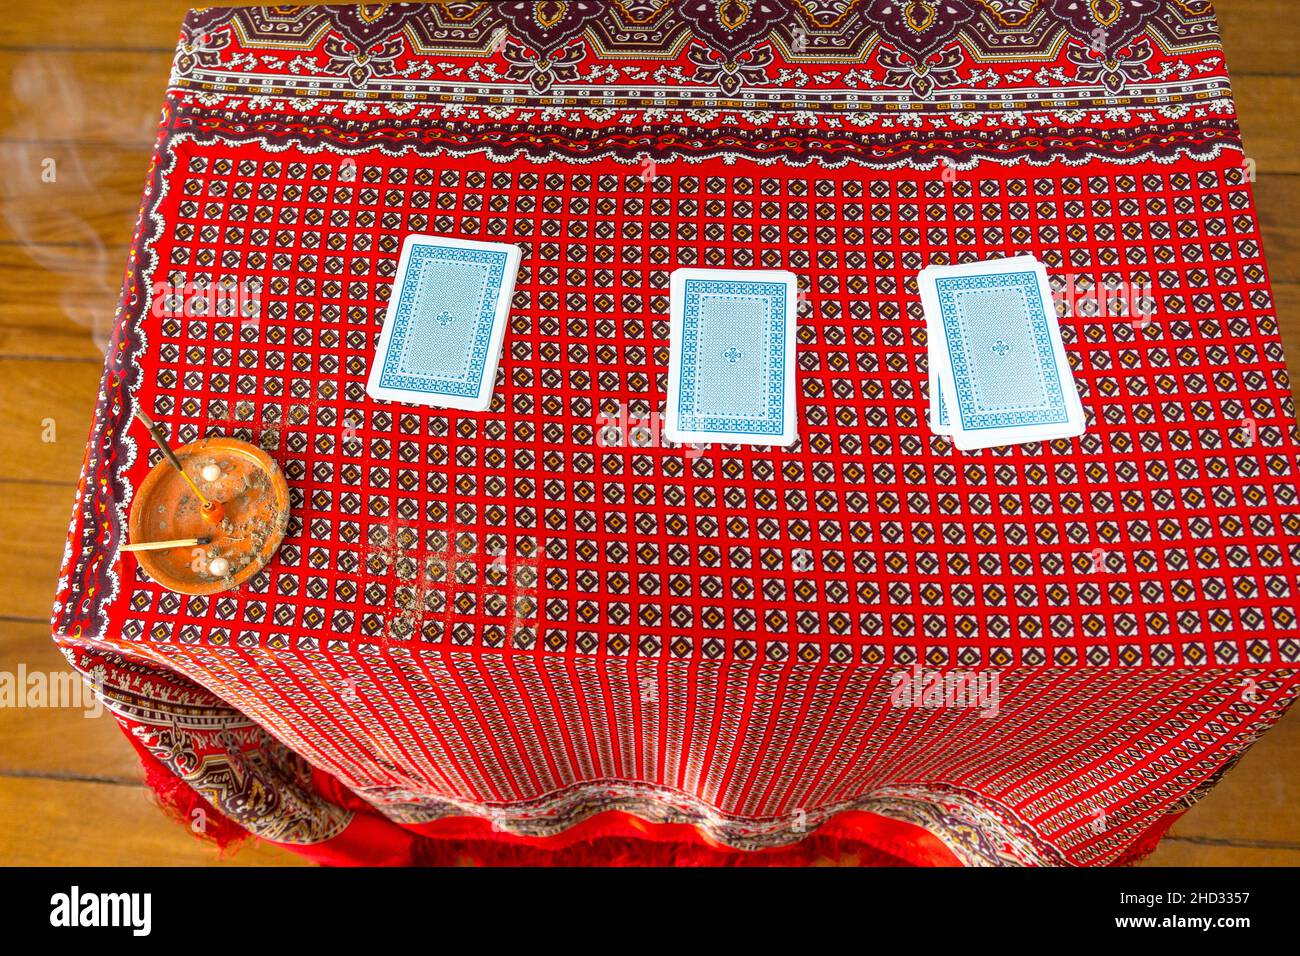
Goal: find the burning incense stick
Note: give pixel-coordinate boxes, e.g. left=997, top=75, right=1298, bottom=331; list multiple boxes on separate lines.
left=132, top=407, right=216, bottom=511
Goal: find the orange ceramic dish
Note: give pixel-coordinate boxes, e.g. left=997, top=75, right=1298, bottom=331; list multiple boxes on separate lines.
left=126, top=436, right=290, bottom=596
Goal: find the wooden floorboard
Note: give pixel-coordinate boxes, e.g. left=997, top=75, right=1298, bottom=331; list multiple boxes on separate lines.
left=0, top=49, right=172, bottom=148
left=0, top=143, right=148, bottom=248
left=0, top=0, right=1295, bottom=867
left=0, top=244, right=124, bottom=358
left=3, top=483, right=86, bottom=623
left=1252, top=179, right=1298, bottom=284
left=0, top=3, right=191, bottom=51
left=0, top=776, right=309, bottom=866
left=1, top=622, right=151, bottom=780
left=0, top=359, right=100, bottom=483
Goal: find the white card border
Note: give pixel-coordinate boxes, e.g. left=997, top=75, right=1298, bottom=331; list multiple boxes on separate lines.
left=665, top=267, right=799, bottom=448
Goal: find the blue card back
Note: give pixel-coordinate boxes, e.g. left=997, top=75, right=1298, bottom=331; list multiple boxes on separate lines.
left=933, top=270, right=1070, bottom=431
left=676, top=278, right=788, bottom=437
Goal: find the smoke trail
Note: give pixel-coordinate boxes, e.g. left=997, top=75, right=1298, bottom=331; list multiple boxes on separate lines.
left=1, top=52, right=160, bottom=354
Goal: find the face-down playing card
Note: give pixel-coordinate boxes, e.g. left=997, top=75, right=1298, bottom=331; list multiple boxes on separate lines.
left=922, top=257, right=1085, bottom=451
left=665, top=268, right=799, bottom=448
left=366, top=234, right=520, bottom=411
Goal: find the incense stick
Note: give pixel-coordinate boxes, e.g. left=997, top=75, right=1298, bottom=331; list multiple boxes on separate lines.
left=132, top=407, right=214, bottom=509
left=121, top=537, right=211, bottom=553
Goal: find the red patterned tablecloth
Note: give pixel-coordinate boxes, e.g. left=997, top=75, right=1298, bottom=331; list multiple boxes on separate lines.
left=51, top=1, right=1300, bottom=865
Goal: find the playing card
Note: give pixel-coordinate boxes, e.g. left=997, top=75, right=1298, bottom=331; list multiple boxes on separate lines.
left=665, top=268, right=798, bottom=447
left=922, top=256, right=1084, bottom=450
left=366, top=234, right=520, bottom=411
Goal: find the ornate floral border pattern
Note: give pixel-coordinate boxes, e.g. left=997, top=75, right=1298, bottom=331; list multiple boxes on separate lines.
left=163, top=0, right=1238, bottom=170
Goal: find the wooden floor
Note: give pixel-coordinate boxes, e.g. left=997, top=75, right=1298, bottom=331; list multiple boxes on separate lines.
left=0, top=1, right=1296, bottom=867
